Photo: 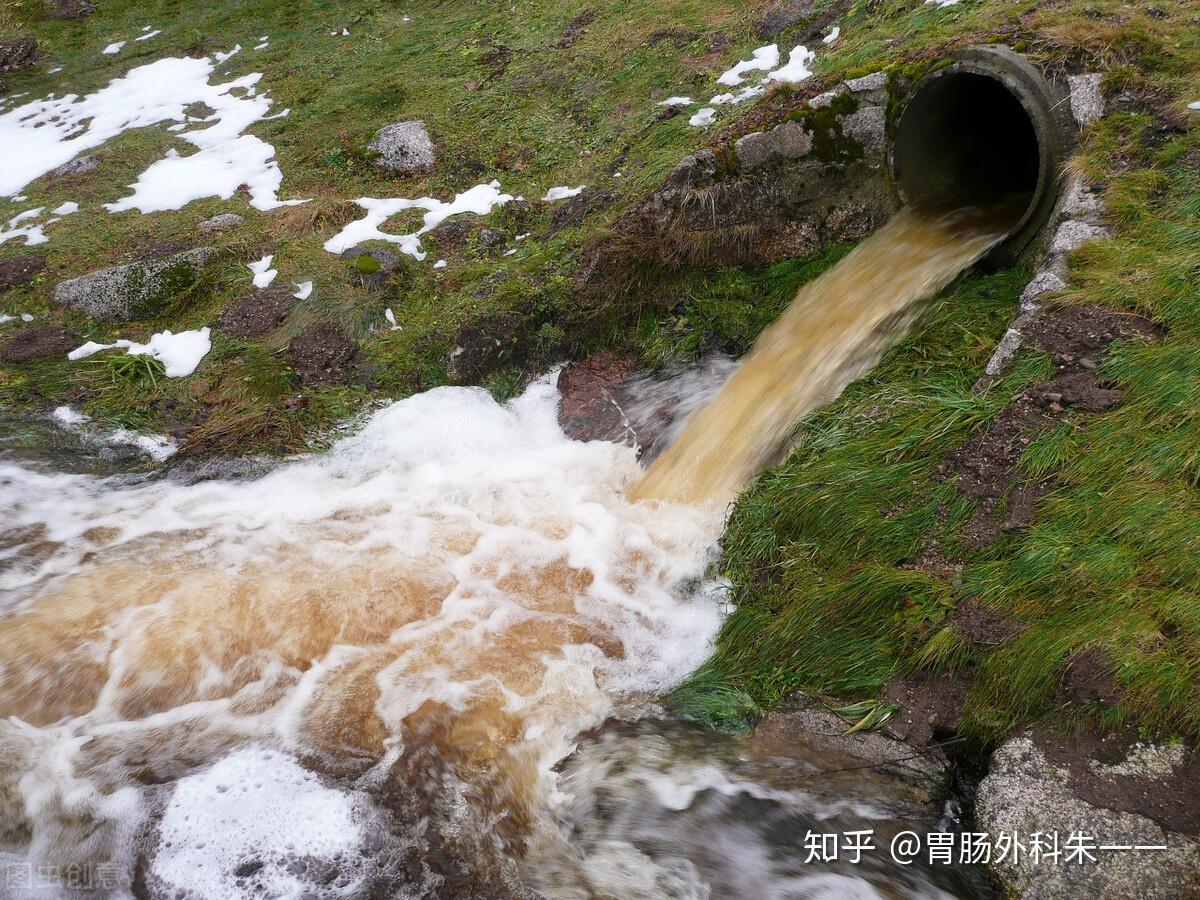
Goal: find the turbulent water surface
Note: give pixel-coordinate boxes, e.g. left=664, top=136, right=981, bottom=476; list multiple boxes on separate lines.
left=0, top=205, right=1011, bottom=898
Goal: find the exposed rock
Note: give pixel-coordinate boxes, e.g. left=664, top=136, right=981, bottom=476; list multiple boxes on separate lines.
left=1050, top=219, right=1109, bottom=255
left=748, top=692, right=950, bottom=810
left=0, top=253, right=47, bottom=293
left=838, top=105, right=887, bottom=158
left=219, top=285, right=295, bottom=339
left=664, top=150, right=717, bottom=193
left=824, top=202, right=876, bottom=241
left=977, top=735, right=1200, bottom=898
left=197, top=213, right=245, bottom=235
left=845, top=71, right=887, bottom=94
left=0, top=37, right=41, bottom=75
left=477, top=228, right=506, bottom=250
left=556, top=352, right=636, bottom=443
left=735, top=121, right=813, bottom=170
left=44, top=0, right=95, bottom=18
left=367, top=121, right=435, bottom=173
left=288, top=323, right=361, bottom=386
left=808, top=89, right=842, bottom=109
left=339, top=245, right=400, bottom=291
left=754, top=1, right=814, bottom=39
left=0, top=325, right=78, bottom=363
left=48, top=155, right=100, bottom=178
left=1068, top=73, right=1105, bottom=127
left=52, top=248, right=217, bottom=322
left=549, top=188, right=614, bottom=233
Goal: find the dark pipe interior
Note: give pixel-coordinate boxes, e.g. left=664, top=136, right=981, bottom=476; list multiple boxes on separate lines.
left=894, top=72, right=1041, bottom=214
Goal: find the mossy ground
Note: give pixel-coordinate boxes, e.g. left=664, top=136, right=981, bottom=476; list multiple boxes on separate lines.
left=4, top=0, right=1200, bottom=747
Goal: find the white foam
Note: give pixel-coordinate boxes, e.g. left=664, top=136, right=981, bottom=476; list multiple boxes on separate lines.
left=102, top=41, right=126, bottom=56
left=688, top=107, right=715, bottom=127
left=323, top=180, right=513, bottom=259
left=67, top=327, right=211, bottom=377
left=51, top=405, right=89, bottom=426
left=248, top=254, right=277, bottom=288
left=542, top=185, right=585, bottom=202
left=0, top=55, right=304, bottom=210
left=292, top=280, right=312, bottom=300
left=766, top=45, right=815, bottom=84
left=717, top=44, right=779, bottom=86
left=152, top=747, right=365, bottom=899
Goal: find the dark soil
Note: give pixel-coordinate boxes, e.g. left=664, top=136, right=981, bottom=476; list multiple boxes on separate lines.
left=288, top=323, right=361, bottom=386
left=553, top=8, right=598, bottom=48
left=1055, top=646, right=1123, bottom=709
left=941, top=305, right=1159, bottom=545
left=0, top=326, right=79, bottom=363
left=446, top=311, right=522, bottom=383
left=556, top=352, right=636, bottom=443
left=135, top=238, right=194, bottom=262
left=45, top=0, right=95, bottom=18
left=1034, top=727, right=1200, bottom=836
left=340, top=245, right=401, bottom=292
left=952, top=600, right=1023, bottom=647
left=646, top=26, right=702, bottom=48
left=883, top=673, right=974, bottom=748
left=219, top=286, right=295, bottom=340
left=0, top=253, right=47, bottom=293
left=755, top=1, right=815, bottom=39
left=0, top=36, right=40, bottom=74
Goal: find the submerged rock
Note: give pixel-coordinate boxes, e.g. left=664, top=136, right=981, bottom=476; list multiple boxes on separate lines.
left=367, top=120, right=436, bottom=173
left=0, top=253, right=47, bottom=293
left=0, top=325, right=79, bottom=363
left=556, top=352, right=636, bottom=444
left=52, top=248, right=217, bottom=322
left=977, top=734, right=1200, bottom=898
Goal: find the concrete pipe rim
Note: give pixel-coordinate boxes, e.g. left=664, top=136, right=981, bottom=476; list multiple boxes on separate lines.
left=890, top=46, right=1072, bottom=263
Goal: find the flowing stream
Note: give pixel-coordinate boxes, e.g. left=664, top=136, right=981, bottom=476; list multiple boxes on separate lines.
left=0, top=204, right=1013, bottom=898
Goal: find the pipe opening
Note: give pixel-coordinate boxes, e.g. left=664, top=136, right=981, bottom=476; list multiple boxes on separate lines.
left=895, top=72, right=1041, bottom=214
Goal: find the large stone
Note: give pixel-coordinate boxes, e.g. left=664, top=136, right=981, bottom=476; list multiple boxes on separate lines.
left=1068, top=73, right=1105, bottom=127
left=838, top=104, right=887, bottom=158
left=845, top=71, right=887, bottom=94
left=48, top=154, right=100, bottom=178
left=367, top=120, right=435, bottom=173
left=197, top=213, right=245, bottom=235
left=977, top=735, right=1200, bottom=898
left=1050, top=219, right=1109, bottom=255
left=735, top=121, right=813, bottom=171
left=52, top=248, right=217, bottom=322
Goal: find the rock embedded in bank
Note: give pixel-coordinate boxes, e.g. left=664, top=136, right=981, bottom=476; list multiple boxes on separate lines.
left=367, top=120, right=436, bottom=173
left=52, top=248, right=217, bottom=322
left=735, top=121, right=813, bottom=170
left=977, top=734, right=1200, bottom=898
left=197, top=212, right=245, bottom=235
left=48, top=154, right=100, bottom=179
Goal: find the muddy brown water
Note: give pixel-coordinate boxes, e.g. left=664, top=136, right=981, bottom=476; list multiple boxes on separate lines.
left=0, top=204, right=1014, bottom=898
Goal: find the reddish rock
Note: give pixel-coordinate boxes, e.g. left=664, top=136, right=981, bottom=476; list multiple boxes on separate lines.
left=556, top=352, right=635, bottom=443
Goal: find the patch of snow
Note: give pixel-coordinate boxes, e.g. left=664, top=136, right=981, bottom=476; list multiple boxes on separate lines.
left=766, top=45, right=815, bottom=84
left=542, top=185, right=585, bottom=202
left=656, top=96, right=693, bottom=107
left=710, top=85, right=764, bottom=106
left=925, top=0, right=961, bottom=6
left=1188, top=101, right=1200, bottom=111
left=0, top=313, right=35, bottom=325
left=323, top=180, right=513, bottom=260
left=384, top=308, right=400, bottom=330
left=135, top=29, right=161, bottom=42
left=433, top=259, right=447, bottom=268
left=503, top=248, right=517, bottom=257
left=213, top=45, right=241, bottom=64
left=515, top=232, right=530, bottom=241
left=51, top=201, right=79, bottom=216
left=49, top=66, right=63, bottom=74
left=716, top=44, right=779, bottom=86
left=292, top=281, right=313, bottom=300
left=68, top=328, right=211, bottom=377
left=248, top=254, right=277, bottom=288
left=823, top=26, right=840, bottom=44
left=0, top=207, right=48, bottom=245
left=688, top=107, right=716, bottom=127
left=102, top=41, right=126, bottom=56
left=254, top=39, right=269, bottom=51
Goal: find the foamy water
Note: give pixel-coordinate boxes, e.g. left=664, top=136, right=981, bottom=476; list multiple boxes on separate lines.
left=633, top=206, right=1016, bottom=508
left=0, top=378, right=725, bottom=896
